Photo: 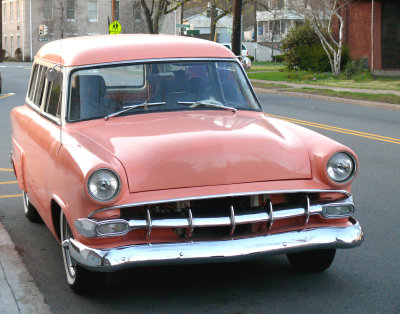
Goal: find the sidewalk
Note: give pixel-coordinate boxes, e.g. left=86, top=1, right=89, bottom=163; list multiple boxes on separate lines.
left=0, top=220, right=51, bottom=313
left=250, top=79, right=400, bottom=96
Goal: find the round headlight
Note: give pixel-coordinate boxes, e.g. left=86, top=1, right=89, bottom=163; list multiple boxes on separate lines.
left=327, top=152, right=356, bottom=183
left=87, top=169, right=120, bottom=202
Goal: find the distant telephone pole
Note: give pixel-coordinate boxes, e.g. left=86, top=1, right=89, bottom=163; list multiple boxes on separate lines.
left=0, top=2, right=2, bottom=62
left=231, top=0, right=242, bottom=56
left=112, top=0, right=116, bottom=21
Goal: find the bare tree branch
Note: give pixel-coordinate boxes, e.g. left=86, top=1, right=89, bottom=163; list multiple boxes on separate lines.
left=141, top=0, right=189, bottom=34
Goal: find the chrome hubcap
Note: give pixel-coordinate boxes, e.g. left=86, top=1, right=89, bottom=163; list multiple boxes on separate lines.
left=22, top=192, right=29, bottom=214
left=62, top=216, right=77, bottom=278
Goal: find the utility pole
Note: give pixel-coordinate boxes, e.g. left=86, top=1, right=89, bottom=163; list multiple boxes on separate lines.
left=231, top=0, right=242, bottom=56
left=0, top=1, right=2, bottom=63
left=181, top=2, right=184, bottom=36
left=112, top=0, right=116, bottom=21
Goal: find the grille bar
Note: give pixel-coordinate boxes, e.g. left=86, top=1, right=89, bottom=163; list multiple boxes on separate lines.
left=133, top=199, right=321, bottom=238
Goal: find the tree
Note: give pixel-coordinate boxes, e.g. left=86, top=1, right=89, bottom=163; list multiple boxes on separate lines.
left=207, top=1, right=236, bottom=41
left=40, top=0, right=77, bottom=40
left=288, top=0, right=351, bottom=75
left=140, top=0, right=192, bottom=34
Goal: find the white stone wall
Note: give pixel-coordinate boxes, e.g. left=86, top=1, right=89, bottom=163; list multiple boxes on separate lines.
left=244, top=42, right=282, bottom=61
left=2, top=0, right=177, bottom=61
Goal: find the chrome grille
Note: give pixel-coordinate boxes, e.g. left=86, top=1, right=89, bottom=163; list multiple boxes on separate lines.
left=77, top=190, right=354, bottom=238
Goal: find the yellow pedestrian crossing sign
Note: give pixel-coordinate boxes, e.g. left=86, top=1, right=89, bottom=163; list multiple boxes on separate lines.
left=109, top=21, right=122, bottom=34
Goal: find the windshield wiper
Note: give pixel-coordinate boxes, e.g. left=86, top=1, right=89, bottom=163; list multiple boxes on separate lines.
left=177, top=100, right=237, bottom=113
left=105, top=101, right=166, bottom=120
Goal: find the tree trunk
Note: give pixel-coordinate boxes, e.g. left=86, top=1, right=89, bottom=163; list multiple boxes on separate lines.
left=209, top=5, right=217, bottom=41
left=141, top=0, right=156, bottom=34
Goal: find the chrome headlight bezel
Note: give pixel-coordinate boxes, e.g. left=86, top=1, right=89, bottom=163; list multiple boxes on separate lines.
left=87, top=168, right=121, bottom=203
left=326, top=152, right=357, bottom=184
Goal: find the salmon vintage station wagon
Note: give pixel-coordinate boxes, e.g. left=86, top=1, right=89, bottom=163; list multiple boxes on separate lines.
left=10, top=35, right=364, bottom=293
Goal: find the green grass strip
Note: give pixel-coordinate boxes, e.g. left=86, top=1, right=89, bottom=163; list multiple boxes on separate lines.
left=251, top=81, right=292, bottom=89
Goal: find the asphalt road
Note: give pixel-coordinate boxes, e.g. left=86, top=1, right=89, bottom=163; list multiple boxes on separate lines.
left=0, top=63, right=399, bottom=313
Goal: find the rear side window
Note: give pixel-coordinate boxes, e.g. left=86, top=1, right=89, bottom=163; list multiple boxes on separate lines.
left=28, top=65, right=39, bottom=101
left=28, top=64, right=47, bottom=108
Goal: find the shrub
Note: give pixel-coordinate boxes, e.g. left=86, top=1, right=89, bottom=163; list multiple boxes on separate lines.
left=274, top=54, right=285, bottom=63
left=248, top=55, right=255, bottom=62
left=297, top=44, right=330, bottom=72
left=281, top=21, right=321, bottom=70
left=15, top=48, right=22, bottom=61
left=342, top=58, right=369, bottom=79
left=341, top=46, right=351, bottom=71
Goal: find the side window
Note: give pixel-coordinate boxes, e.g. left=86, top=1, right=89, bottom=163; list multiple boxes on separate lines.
left=28, top=64, right=39, bottom=101
left=33, top=66, right=47, bottom=107
left=44, top=73, right=63, bottom=118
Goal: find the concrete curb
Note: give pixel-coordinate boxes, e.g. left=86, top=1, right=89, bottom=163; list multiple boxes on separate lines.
left=0, top=221, right=51, bottom=314
left=253, top=87, right=400, bottom=111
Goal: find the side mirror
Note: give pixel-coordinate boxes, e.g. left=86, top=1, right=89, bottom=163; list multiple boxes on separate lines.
left=240, top=56, right=252, bottom=70
left=46, top=65, right=62, bottom=82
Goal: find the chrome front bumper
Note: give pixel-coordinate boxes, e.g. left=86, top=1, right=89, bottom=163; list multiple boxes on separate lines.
left=63, top=219, right=363, bottom=272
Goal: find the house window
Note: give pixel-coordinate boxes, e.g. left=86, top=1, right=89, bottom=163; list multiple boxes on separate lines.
left=16, top=0, right=20, bottom=21
left=133, top=1, right=141, bottom=22
left=11, top=36, right=14, bottom=57
left=17, top=36, right=20, bottom=49
left=114, top=1, right=120, bottom=21
left=43, top=0, right=53, bottom=20
left=67, top=0, right=75, bottom=20
left=10, top=2, right=13, bottom=22
left=4, top=36, right=7, bottom=55
left=3, top=4, right=6, bottom=23
left=88, top=0, right=98, bottom=22
left=276, top=0, right=284, bottom=9
left=281, top=22, right=286, bottom=34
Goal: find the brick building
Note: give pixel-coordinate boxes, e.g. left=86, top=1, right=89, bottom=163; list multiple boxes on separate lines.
left=336, top=0, right=400, bottom=75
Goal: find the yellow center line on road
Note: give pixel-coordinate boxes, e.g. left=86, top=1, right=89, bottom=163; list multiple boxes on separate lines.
left=0, top=168, right=14, bottom=172
left=267, top=114, right=400, bottom=145
left=0, top=181, right=18, bottom=185
left=0, top=194, right=22, bottom=199
left=0, top=93, right=15, bottom=99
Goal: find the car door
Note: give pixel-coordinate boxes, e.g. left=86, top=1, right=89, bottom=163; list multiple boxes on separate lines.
left=22, top=64, right=63, bottom=224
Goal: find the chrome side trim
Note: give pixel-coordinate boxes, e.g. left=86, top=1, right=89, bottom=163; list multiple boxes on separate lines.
left=88, top=189, right=351, bottom=219
left=65, top=219, right=364, bottom=272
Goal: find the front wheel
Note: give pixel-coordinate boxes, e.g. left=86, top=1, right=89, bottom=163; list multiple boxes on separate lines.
left=60, top=211, right=106, bottom=294
left=22, top=191, right=42, bottom=223
left=287, top=249, right=336, bottom=272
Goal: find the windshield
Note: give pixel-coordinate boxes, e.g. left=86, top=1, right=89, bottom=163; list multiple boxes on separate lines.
left=68, top=60, right=260, bottom=121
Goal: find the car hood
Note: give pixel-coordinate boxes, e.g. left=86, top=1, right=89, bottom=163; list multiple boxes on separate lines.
left=70, top=111, right=312, bottom=193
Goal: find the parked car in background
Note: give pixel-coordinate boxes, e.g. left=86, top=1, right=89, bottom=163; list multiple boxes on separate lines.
left=10, top=34, right=363, bottom=294
left=0, top=71, right=2, bottom=94
left=222, top=42, right=249, bottom=56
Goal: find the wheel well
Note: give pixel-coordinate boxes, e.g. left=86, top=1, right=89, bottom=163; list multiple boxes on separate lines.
left=51, top=200, right=61, bottom=242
